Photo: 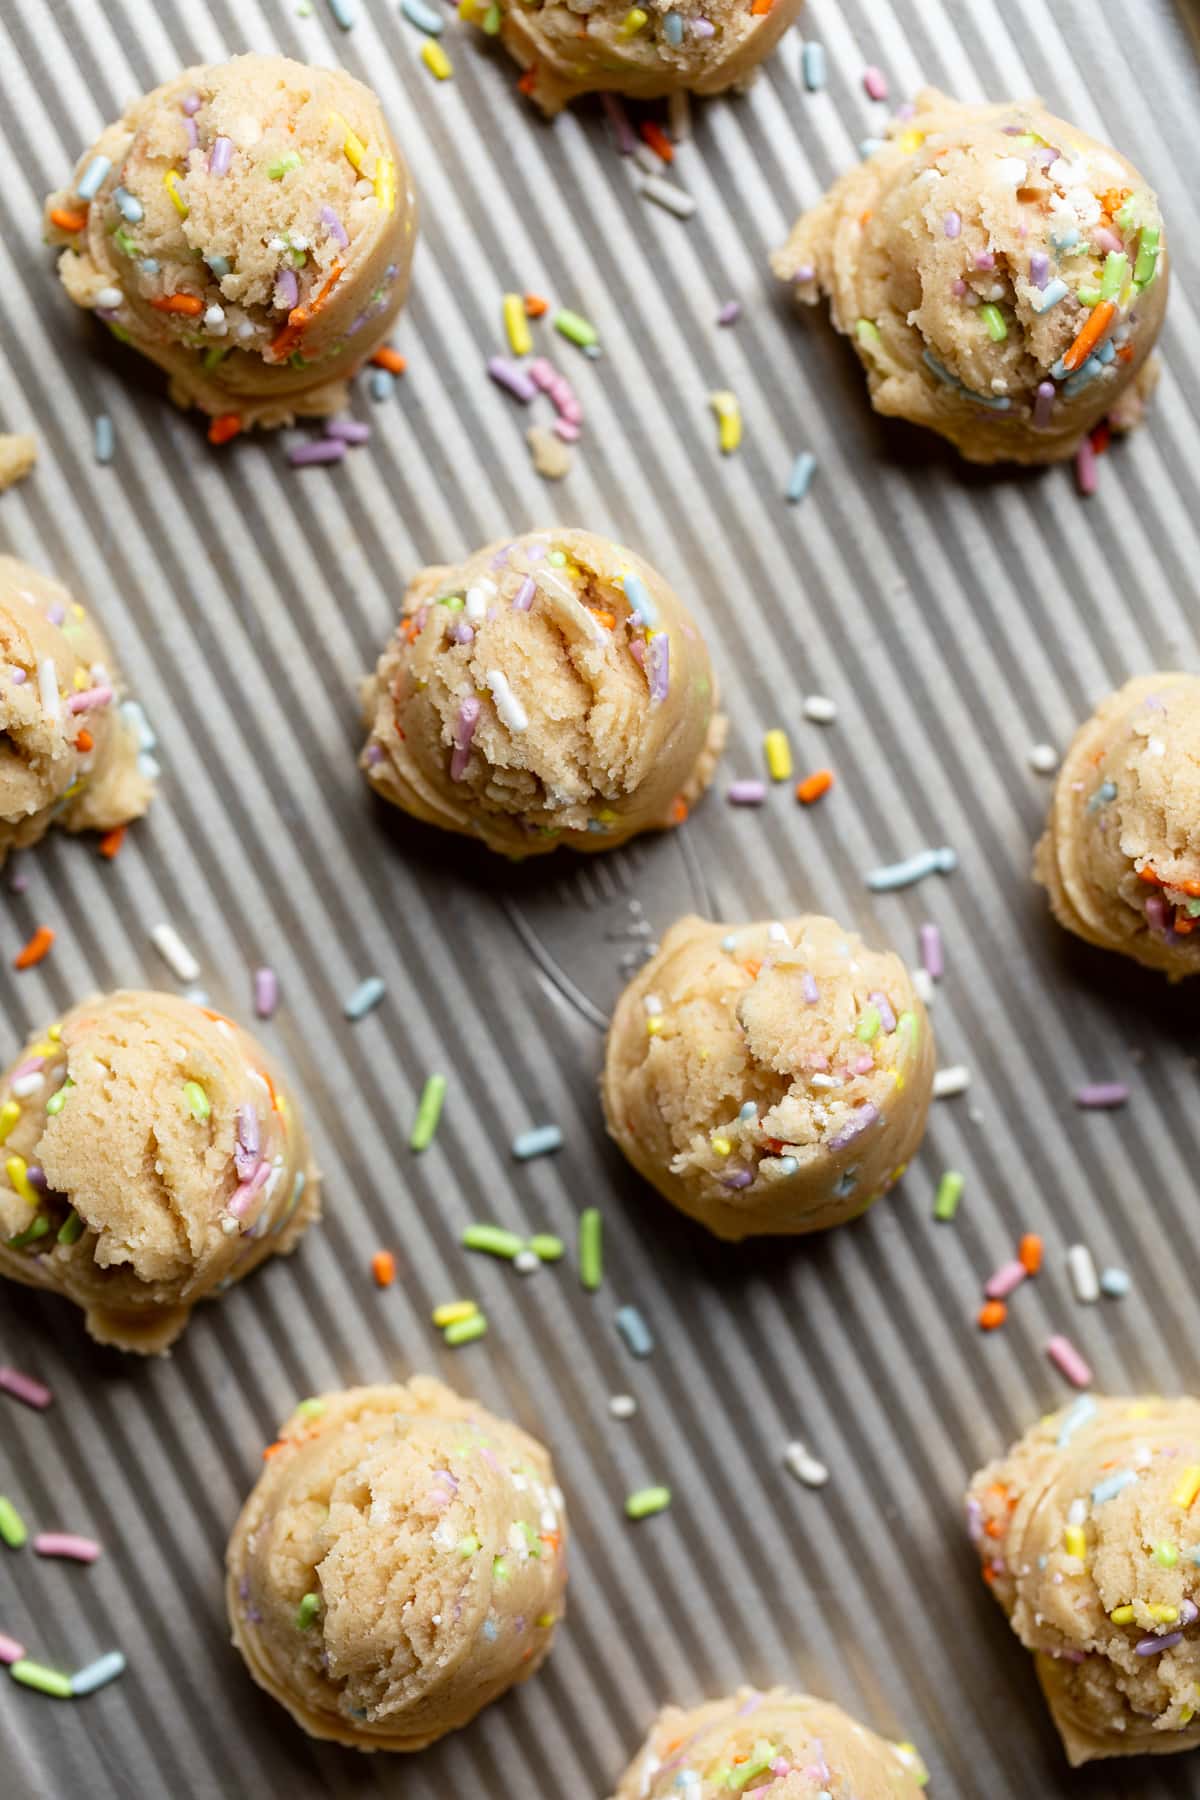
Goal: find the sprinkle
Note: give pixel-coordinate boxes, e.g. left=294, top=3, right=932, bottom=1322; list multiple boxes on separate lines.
left=554, top=309, right=598, bottom=349
left=728, top=780, right=767, bottom=806
left=0, top=1635, right=25, bottom=1665
left=708, top=389, right=741, bottom=454
left=57, top=1211, right=84, bottom=1246
left=764, top=729, right=792, bottom=781
left=1075, top=438, right=1099, bottom=498
left=0, top=1104, right=18, bottom=1145
left=1100, top=1267, right=1130, bottom=1299
left=513, top=1248, right=539, bottom=1274
left=207, top=135, right=233, bottom=177
left=640, top=122, right=674, bottom=165
left=486, top=668, right=528, bottom=732
left=253, top=968, right=279, bottom=1019
left=639, top=177, right=696, bottom=219
left=325, top=419, right=370, bottom=446
left=862, top=65, right=888, bottom=100
left=0, top=1498, right=27, bottom=1549
left=340, top=975, right=386, bottom=1024
left=1033, top=279, right=1069, bottom=314
left=579, top=1208, right=602, bottom=1291
left=615, top=1305, right=654, bottom=1358
left=1091, top=1469, right=1138, bottom=1505
left=512, top=1124, right=563, bottom=1160
left=13, top=927, right=54, bottom=971
left=1067, top=1244, right=1100, bottom=1304
left=1046, top=1335, right=1092, bottom=1389
left=142, top=925, right=198, bottom=987
left=717, top=301, right=741, bottom=326
left=70, top=1652, right=125, bottom=1696
left=1018, top=1234, right=1043, bottom=1276
left=610, top=1395, right=637, bottom=1419
left=76, top=155, right=110, bottom=201
left=411, top=1074, right=447, bottom=1149
left=978, top=1301, right=1007, bottom=1331
left=296, top=1592, right=321, bottom=1630
left=421, top=38, right=453, bottom=76
left=600, top=93, right=636, bottom=154
left=866, top=847, right=956, bottom=891
left=432, top=1301, right=478, bottom=1327
left=932, top=1065, right=969, bottom=1100
left=529, top=1234, right=563, bottom=1261
left=462, top=1224, right=524, bottom=1259
left=288, top=439, right=345, bottom=468
left=795, top=768, right=833, bottom=805
left=979, top=303, right=1008, bottom=342
left=499, top=294, right=533, bottom=359
left=1064, top=1522, right=1087, bottom=1560
left=0, top=1367, right=52, bottom=1409
left=622, top=572, right=657, bottom=628
left=11, top=1660, right=72, bottom=1698
left=1075, top=1082, right=1128, bottom=1109
left=801, top=41, right=826, bottom=89
left=445, top=1313, right=487, bottom=1346
left=403, top=0, right=445, bottom=27
left=1100, top=250, right=1128, bottom=303
left=371, top=1250, right=395, bottom=1288
left=1134, top=226, right=1161, bottom=286
left=803, top=695, right=837, bottom=724
left=488, top=355, right=537, bottom=404
left=625, top=1486, right=671, bottom=1520
left=162, top=169, right=188, bottom=217
left=786, top=450, right=817, bottom=503
left=619, top=4, right=647, bottom=30
left=208, top=413, right=242, bottom=445
left=67, top=685, right=112, bottom=715
left=985, top=1260, right=1026, bottom=1300
left=33, top=1533, right=100, bottom=1563
left=1137, top=1632, right=1182, bottom=1656
left=933, top=1172, right=964, bottom=1221
left=647, top=632, right=670, bottom=704
left=93, top=415, right=115, bottom=465
left=783, top=1442, right=829, bottom=1487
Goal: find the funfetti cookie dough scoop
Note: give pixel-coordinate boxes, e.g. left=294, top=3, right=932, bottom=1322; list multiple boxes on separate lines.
left=602, top=913, right=934, bottom=1239
left=772, top=88, right=1167, bottom=464
left=0, top=991, right=319, bottom=1352
left=226, top=1379, right=568, bottom=1751
left=968, top=1395, right=1200, bottom=1766
left=45, top=54, right=417, bottom=433
left=360, top=528, right=726, bottom=857
left=0, top=556, right=153, bottom=863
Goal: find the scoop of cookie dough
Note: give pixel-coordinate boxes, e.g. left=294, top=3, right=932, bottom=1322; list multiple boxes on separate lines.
left=0, top=556, right=153, bottom=863
left=772, top=88, right=1167, bottom=464
left=45, top=54, right=417, bottom=431
left=360, top=528, right=725, bottom=856
left=479, top=0, right=802, bottom=115
left=0, top=991, right=319, bottom=1352
left=602, top=913, right=934, bottom=1239
left=226, top=1378, right=567, bottom=1751
left=611, top=1687, right=928, bottom=1797
left=1035, top=674, right=1200, bottom=980
left=968, top=1395, right=1200, bottom=1766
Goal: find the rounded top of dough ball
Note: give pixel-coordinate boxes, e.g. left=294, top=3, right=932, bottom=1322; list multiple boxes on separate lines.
left=773, top=88, right=1167, bottom=463
left=602, top=914, right=934, bottom=1239
left=492, top=0, right=803, bottom=114
left=226, top=1379, right=568, bottom=1751
left=360, top=528, right=726, bottom=857
left=1036, top=674, right=1200, bottom=979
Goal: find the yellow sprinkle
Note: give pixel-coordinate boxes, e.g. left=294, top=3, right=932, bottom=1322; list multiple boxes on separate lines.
left=503, top=293, right=532, bottom=358
left=163, top=169, right=188, bottom=217
left=1173, top=1465, right=1200, bottom=1509
left=708, top=390, right=741, bottom=455
left=711, top=1136, right=732, bottom=1157
left=898, top=128, right=926, bottom=153
left=458, top=0, right=481, bottom=17
left=646, top=1017, right=663, bottom=1036
left=1149, top=1604, right=1179, bottom=1625
left=619, top=5, right=648, bottom=32
left=1183, top=1706, right=1195, bottom=1726
left=1110, top=1605, right=1135, bottom=1624
left=764, top=729, right=792, bottom=782
left=47, top=1025, right=61, bottom=1042
left=0, top=1102, right=20, bottom=1144
left=422, top=39, right=453, bottom=78
left=1064, top=1525, right=1087, bottom=1561
left=73, top=669, right=89, bottom=691
left=5, top=1155, right=37, bottom=1208
left=535, top=1611, right=555, bottom=1628
left=374, top=155, right=396, bottom=215
left=432, top=1300, right=478, bottom=1328
left=342, top=128, right=367, bottom=172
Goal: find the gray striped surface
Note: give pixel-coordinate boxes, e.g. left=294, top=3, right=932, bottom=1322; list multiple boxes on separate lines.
left=1, top=0, right=1198, bottom=1794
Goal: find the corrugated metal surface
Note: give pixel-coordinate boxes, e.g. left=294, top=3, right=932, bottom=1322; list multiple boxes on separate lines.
left=0, top=0, right=1198, bottom=1793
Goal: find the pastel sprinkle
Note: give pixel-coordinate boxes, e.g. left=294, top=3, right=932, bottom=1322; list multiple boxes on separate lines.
left=615, top=1305, right=654, bottom=1358
left=1092, top=1470, right=1138, bottom=1505
left=0, top=1634, right=25, bottom=1664
left=410, top=1074, right=447, bottom=1150
left=1075, top=1082, right=1128, bottom=1109
left=639, top=178, right=696, bottom=219
left=444, top=1313, right=487, bottom=1346
left=94, top=415, right=115, bottom=465
left=801, top=42, right=826, bottom=89
left=432, top=1301, right=478, bottom=1327
left=513, top=1124, right=564, bottom=1160
left=1100, top=1267, right=1131, bottom=1299
left=1067, top=1243, right=1100, bottom=1304
left=488, top=356, right=537, bottom=403
left=0, top=1498, right=27, bottom=1549
left=529, top=1233, right=564, bottom=1261
left=33, top=1533, right=100, bottom=1563
left=1033, top=279, right=1069, bottom=313
left=10, top=1660, right=72, bottom=1698
left=764, top=729, right=792, bottom=781
left=728, top=780, right=767, bottom=806
left=1046, top=1335, right=1092, bottom=1389
left=150, top=924, right=200, bottom=983
left=254, top=968, right=279, bottom=1019
left=625, top=1486, right=671, bottom=1520
left=0, top=1366, right=52, bottom=1409
left=183, top=1081, right=210, bottom=1122
left=984, top=1260, right=1026, bottom=1300
left=783, top=1442, right=829, bottom=1487
left=862, top=66, right=888, bottom=100
left=402, top=0, right=445, bottom=28
left=554, top=309, right=598, bottom=349
left=717, top=300, right=741, bottom=326
left=579, top=1207, right=602, bottom=1291
left=76, top=155, right=110, bottom=201
left=296, top=1593, right=321, bottom=1629
left=803, top=696, right=836, bottom=723
left=933, top=1172, right=963, bottom=1221
left=1056, top=1395, right=1097, bottom=1446
left=461, top=1224, right=524, bottom=1259
left=786, top=450, right=817, bottom=503
left=866, top=847, right=957, bottom=890
left=421, top=39, right=453, bottom=77
left=70, top=1651, right=125, bottom=1696
left=344, top=976, right=385, bottom=1021
left=708, top=389, right=741, bottom=454
left=288, top=439, right=344, bottom=467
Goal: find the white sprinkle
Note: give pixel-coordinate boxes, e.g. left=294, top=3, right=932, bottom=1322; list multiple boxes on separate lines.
left=803, top=695, right=837, bottom=724
left=667, top=89, right=691, bottom=143
left=1028, top=743, right=1059, bottom=774
left=638, top=176, right=696, bottom=219
left=1067, top=1243, right=1100, bottom=1304
left=767, top=922, right=790, bottom=944
left=910, top=967, right=935, bottom=1007
left=11, top=1073, right=44, bottom=1099
left=995, top=155, right=1028, bottom=187
left=633, top=144, right=661, bottom=176
left=94, top=286, right=123, bottom=311
left=465, top=580, right=495, bottom=622
left=203, top=304, right=227, bottom=335
left=513, top=1249, right=540, bottom=1274
left=783, top=1441, right=829, bottom=1488
left=486, top=669, right=528, bottom=733
left=150, top=923, right=201, bottom=983
left=643, top=994, right=663, bottom=1016
left=37, top=659, right=60, bottom=726
left=1067, top=1497, right=1088, bottom=1528
left=933, top=1065, right=970, bottom=1099
left=609, top=1394, right=637, bottom=1420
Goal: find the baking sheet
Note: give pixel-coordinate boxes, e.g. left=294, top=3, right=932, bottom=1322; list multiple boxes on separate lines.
left=1, top=0, right=1200, bottom=1794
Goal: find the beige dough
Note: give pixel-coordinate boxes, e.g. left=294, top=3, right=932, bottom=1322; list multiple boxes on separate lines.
left=482, top=0, right=802, bottom=115
left=968, top=1395, right=1200, bottom=1766
left=46, top=54, right=417, bottom=431
left=1035, top=674, right=1200, bottom=980
left=361, top=528, right=725, bottom=857
left=226, top=1379, right=567, bottom=1751
left=602, top=914, right=934, bottom=1240
left=772, top=88, right=1167, bottom=464
left=611, top=1687, right=928, bottom=1797
left=0, top=556, right=153, bottom=863
left=0, top=435, right=36, bottom=492
left=0, top=991, right=319, bottom=1353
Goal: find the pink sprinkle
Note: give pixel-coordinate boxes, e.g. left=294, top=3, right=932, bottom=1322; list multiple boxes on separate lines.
left=527, top=358, right=555, bottom=392
left=728, top=780, right=766, bottom=805
left=717, top=300, right=741, bottom=326
left=1046, top=1334, right=1093, bottom=1389
left=183, top=116, right=198, bottom=150
left=1093, top=226, right=1122, bottom=255
left=513, top=577, right=536, bottom=611
left=1075, top=438, right=1098, bottom=497
left=288, top=440, right=346, bottom=467
left=944, top=210, right=961, bottom=239
left=0, top=1365, right=52, bottom=1409
left=181, top=92, right=201, bottom=116
left=66, top=685, right=113, bottom=714
left=325, top=419, right=371, bottom=445
left=975, top=251, right=996, bottom=270
left=0, top=1633, right=26, bottom=1665
left=952, top=279, right=967, bottom=296
left=552, top=418, right=580, bottom=443
left=862, top=66, right=888, bottom=101
left=208, top=135, right=233, bottom=177
left=918, top=922, right=943, bottom=979
left=791, top=264, right=815, bottom=284
left=985, top=1259, right=1027, bottom=1300
left=1075, top=1082, right=1129, bottom=1109
left=228, top=1160, right=270, bottom=1220
left=254, top=967, right=278, bottom=1019
left=1144, top=890, right=1169, bottom=932
left=34, top=1532, right=100, bottom=1563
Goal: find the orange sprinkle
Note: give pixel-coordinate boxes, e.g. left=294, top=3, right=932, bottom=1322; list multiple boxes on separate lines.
left=262, top=1440, right=286, bottom=1460
left=517, top=68, right=538, bottom=95
left=400, top=616, right=421, bottom=643
left=49, top=206, right=88, bottom=233
left=742, top=959, right=762, bottom=979
left=524, top=293, right=549, bottom=318
left=208, top=414, right=243, bottom=446
left=371, top=1250, right=396, bottom=1288
left=1089, top=420, right=1111, bottom=457
left=670, top=796, right=688, bottom=825
left=1174, top=914, right=1195, bottom=935
left=1062, top=299, right=1116, bottom=374
left=588, top=607, right=617, bottom=630
left=370, top=347, right=408, bottom=375
left=640, top=122, right=674, bottom=164
left=1116, top=344, right=1134, bottom=363
left=796, top=768, right=834, bottom=805
left=149, top=292, right=204, bottom=317
left=1019, top=1233, right=1043, bottom=1275
left=751, top=0, right=774, bottom=14
left=74, top=728, right=93, bottom=753
left=1139, top=864, right=1162, bottom=885
left=978, top=1300, right=1007, bottom=1331
left=982, top=1563, right=997, bottom=1585
left=984, top=1518, right=1006, bottom=1540
left=14, top=926, right=54, bottom=971
left=98, top=825, right=126, bottom=860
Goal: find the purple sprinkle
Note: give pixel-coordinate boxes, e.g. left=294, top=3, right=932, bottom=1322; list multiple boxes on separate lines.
left=235, top=1105, right=261, bottom=1183
left=975, top=251, right=996, bottom=270
left=181, top=92, right=201, bottom=116
left=1030, top=250, right=1050, bottom=289
left=9, top=873, right=28, bottom=892
left=1033, top=381, right=1056, bottom=431
left=1136, top=1633, right=1182, bottom=1656
left=208, top=135, right=233, bottom=176
left=47, top=604, right=66, bottom=626
left=919, top=922, right=943, bottom=979
left=647, top=633, right=669, bottom=705
left=801, top=972, right=819, bottom=1005
left=513, top=577, right=536, bottom=612
left=944, top=211, right=961, bottom=239
left=274, top=267, right=299, bottom=311
left=720, top=1167, right=753, bottom=1190
left=288, top=439, right=346, bottom=467
left=690, top=17, right=715, bottom=37
left=450, top=621, right=474, bottom=645
left=868, top=989, right=896, bottom=1032
left=1074, top=1083, right=1130, bottom=1109
left=1182, top=1600, right=1198, bottom=1625
left=717, top=301, right=741, bottom=326
left=183, top=116, right=198, bottom=150
left=966, top=1496, right=983, bottom=1543
left=791, top=264, right=815, bottom=284
left=451, top=698, right=481, bottom=781
left=325, top=418, right=371, bottom=444
left=254, top=968, right=278, bottom=1019
left=1144, top=891, right=1169, bottom=933
left=600, top=92, right=636, bottom=155
left=321, top=205, right=349, bottom=249
left=487, top=357, right=537, bottom=404
left=727, top=780, right=766, bottom=806
left=829, top=1102, right=879, bottom=1151
left=10, top=668, right=26, bottom=685
left=25, top=1166, right=46, bottom=1191
left=365, top=742, right=384, bottom=767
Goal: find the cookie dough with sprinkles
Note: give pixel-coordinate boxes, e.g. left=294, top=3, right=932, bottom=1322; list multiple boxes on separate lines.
left=0, top=991, right=319, bottom=1353
left=968, top=1395, right=1200, bottom=1766
left=611, top=1687, right=929, bottom=1797
left=602, top=913, right=934, bottom=1240
left=360, top=528, right=726, bottom=856
left=0, top=556, right=153, bottom=863
left=45, top=54, right=417, bottom=432
left=1035, top=674, right=1200, bottom=980
left=772, top=88, right=1167, bottom=464
left=226, top=1379, right=567, bottom=1751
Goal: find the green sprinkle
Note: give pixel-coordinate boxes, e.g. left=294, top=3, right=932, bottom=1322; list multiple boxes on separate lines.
left=1100, top=251, right=1129, bottom=302
left=410, top=1074, right=447, bottom=1151
left=437, top=593, right=465, bottom=610
left=482, top=2, right=501, bottom=29
left=1077, top=285, right=1101, bottom=309
left=725, top=1742, right=777, bottom=1787
left=296, top=1398, right=326, bottom=1419
left=492, top=1555, right=509, bottom=1582
left=267, top=152, right=303, bottom=179
left=528, top=1233, right=564, bottom=1262
left=1134, top=227, right=1160, bottom=287
left=1155, top=1542, right=1179, bottom=1568
left=1116, top=195, right=1140, bottom=232
left=183, top=1081, right=210, bottom=1122
left=56, top=1210, right=84, bottom=1246
left=458, top=1533, right=480, bottom=1557
left=624, top=1485, right=671, bottom=1521
left=548, top=550, right=567, bottom=566
left=112, top=228, right=139, bottom=257
left=45, top=1079, right=74, bottom=1117
left=444, top=1313, right=488, bottom=1347
left=553, top=308, right=598, bottom=348
left=855, top=318, right=881, bottom=346
left=979, top=303, right=1007, bottom=343
left=934, top=1171, right=964, bottom=1222
left=11, top=1660, right=72, bottom=1698
left=202, top=345, right=230, bottom=371
left=0, top=1496, right=27, bottom=1549
left=461, top=1224, right=524, bottom=1259
left=855, top=1005, right=881, bottom=1043
left=107, top=323, right=132, bottom=345
left=296, top=1591, right=321, bottom=1629
left=518, top=1519, right=541, bottom=1555
left=8, top=1215, right=49, bottom=1249
left=578, top=1208, right=602, bottom=1291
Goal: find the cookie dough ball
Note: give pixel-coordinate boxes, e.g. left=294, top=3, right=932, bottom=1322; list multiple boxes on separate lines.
left=0, top=557, right=153, bottom=863
left=0, top=991, right=319, bottom=1352
left=772, top=88, right=1167, bottom=464
left=968, top=1395, right=1200, bottom=1766
left=226, top=1379, right=567, bottom=1751
left=45, top=54, right=417, bottom=431
left=602, top=914, right=934, bottom=1240
left=483, top=0, right=802, bottom=116
left=1035, top=674, right=1200, bottom=980
left=360, top=529, right=725, bottom=856
left=611, top=1687, right=928, bottom=1797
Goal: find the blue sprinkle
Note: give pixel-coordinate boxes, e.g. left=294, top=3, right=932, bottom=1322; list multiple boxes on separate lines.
left=1100, top=1266, right=1131, bottom=1298
left=859, top=138, right=886, bottom=159
left=512, top=1124, right=564, bottom=1160
left=1050, top=225, right=1080, bottom=250
left=344, top=976, right=386, bottom=1021
left=622, top=571, right=658, bottom=628
left=615, top=1304, right=654, bottom=1358
left=113, top=186, right=143, bottom=223
left=801, top=41, right=826, bottom=90
left=481, top=1618, right=498, bottom=1642
left=94, top=414, right=115, bottom=465
left=1092, top=1469, right=1137, bottom=1505
left=583, top=343, right=603, bottom=360
left=1063, top=356, right=1104, bottom=398
left=70, top=1650, right=125, bottom=1696
left=370, top=369, right=396, bottom=402
left=786, top=450, right=817, bottom=504
left=401, top=0, right=445, bottom=30
left=206, top=254, right=231, bottom=278
left=1049, top=355, right=1069, bottom=380
left=328, top=0, right=355, bottom=25
left=832, top=1168, right=859, bottom=1198
left=140, top=258, right=160, bottom=277
left=76, top=155, right=111, bottom=201
left=1033, top=278, right=1070, bottom=313
left=738, top=1102, right=757, bottom=1123
left=1057, top=1395, right=1098, bottom=1448
left=663, top=9, right=683, bottom=43
left=1087, top=779, right=1117, bottom=813
left=865, top=847, right=957, bottom=892
left=1097, top=337, right=1116, bottom=365
left=778, top=1156, right=798, bottom=1175
left=720, top=934, right=737, bottom=952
